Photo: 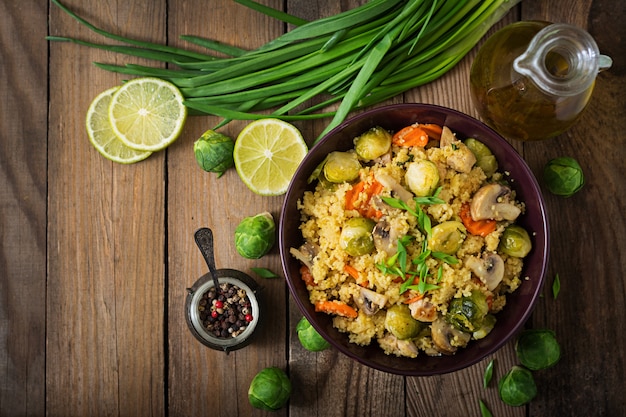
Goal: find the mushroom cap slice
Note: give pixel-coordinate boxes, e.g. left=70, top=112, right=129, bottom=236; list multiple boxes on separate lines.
left=354, top=287, right=388, bottom=315
left=372, top=218, right=399, bottom=256
left=467, top=252, right=505, bottom=291
left=431, top=318, right=471, bottom=355
left=440, top=126, right=477, bottom=173
left=408, top=297, right=438, bottom=322
left=470, top=183, right=521, bottom=221
left=375, top=172, right=414, bottom=204
left=378, top=333, right=419, bottom=358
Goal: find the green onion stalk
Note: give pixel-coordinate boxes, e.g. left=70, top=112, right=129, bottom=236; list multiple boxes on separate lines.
left=49, top=0, right=521, bottom=143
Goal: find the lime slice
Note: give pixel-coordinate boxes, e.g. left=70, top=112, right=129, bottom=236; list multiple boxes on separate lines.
left=86, top=86, right=152, bottom=164
left=234, top=119, right=308, bottom=196
left=108, top=77, right=187, bottom=151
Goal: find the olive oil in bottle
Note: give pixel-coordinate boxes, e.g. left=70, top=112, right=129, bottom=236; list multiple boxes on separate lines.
left=470, top=21, right=612, bottom=142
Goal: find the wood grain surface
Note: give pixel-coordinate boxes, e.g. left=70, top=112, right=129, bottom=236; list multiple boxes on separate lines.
left=1, top=1, right=624, bottom=416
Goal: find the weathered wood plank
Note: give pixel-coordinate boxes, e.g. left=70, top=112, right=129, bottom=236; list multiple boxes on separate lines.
left=165, top=1, right=288, bottom=416
left=0, top=1, right=48, bottom=416
left=521, top=1, right=626, bottom=416
left=47, top=1, right=166, bottom=415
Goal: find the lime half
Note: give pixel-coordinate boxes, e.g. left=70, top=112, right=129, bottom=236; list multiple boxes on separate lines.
left=234, top=119, right=307, bottom=196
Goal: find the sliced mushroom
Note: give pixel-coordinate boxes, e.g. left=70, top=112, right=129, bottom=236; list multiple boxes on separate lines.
left=431, top=317, right=471, bottom=355
left=378, top=333, right=419, bottom=358
left=372, top=217, right=401, bottom=256
left=466, top=252, right=505, bottom=291
left=440, top=126, right=477, bottom=173
left=289, top=242, right=319, bottom=270
left=374, top=172, right=414, bottom=204
left=408, top=298, right=438, bottom=322
left=470, top=183, right=521, bottom=221
left=373, top=150, right=393, bottom=166
left=354, top=287, right=388, bottom=315
left=440, top=126, right=456, bottom=147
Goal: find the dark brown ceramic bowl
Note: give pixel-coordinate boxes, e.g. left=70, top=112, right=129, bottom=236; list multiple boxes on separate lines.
left=279, top=104, right=549, bottom=376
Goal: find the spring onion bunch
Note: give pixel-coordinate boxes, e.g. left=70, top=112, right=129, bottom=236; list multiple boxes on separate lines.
left=49, top=0, right=521, bottom=142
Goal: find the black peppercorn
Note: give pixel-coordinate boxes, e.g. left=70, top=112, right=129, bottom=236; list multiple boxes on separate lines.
left=198, top=282, right=254, bottom=339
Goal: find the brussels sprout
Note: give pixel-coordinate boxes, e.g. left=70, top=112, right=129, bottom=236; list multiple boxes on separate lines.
left=354, top=126, right=392, bottom=161
left=296, top=317, right=330, bottom=352
left=235, top=212, right=276, bottom=259
left=499, top=225, right=532, bottom=258
left=446, top=290, right=489, bottom=333
left=498, top=366, right=537, bottom=406
left=193, top=129, right=234, bottom=177
left=248, top=367, right=292, bottom=411
left=473, top=313, right=496, bottom=340
left=543, top=156, right=584, bottom=197
left=515, top=329, right=561, bottom=370
left=427, top=221, right=467, bottom=255
left=405, top=159, right=440, bottom=197
left=323, top=151, right=361, bottom=183
left=384, top=304, right=424, bottom=340
left=340, top=217, right=376, bottom=256
left=464, top=138, right=498, bottom=177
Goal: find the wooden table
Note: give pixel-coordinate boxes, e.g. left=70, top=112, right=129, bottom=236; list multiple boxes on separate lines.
left=2, top=1, right=625, bottom=416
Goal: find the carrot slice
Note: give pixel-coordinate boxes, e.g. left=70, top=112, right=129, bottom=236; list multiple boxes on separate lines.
left=300, top=265, right=316, bottom=287
left=344, top=264, right=368, bottom=287
left=420, top=123, right=443, bottom=140
left=315, top=300, right=358, bottom=318
left=460, top=202, right=497, bottom=237
left=403, top=292, right=425, bottom=304
left=392, top=125, right=429, bottom=147
left=345, top=178, right=383, bottom=219
left=345, top=180, right=365, bottom=211
left=344, top=264, right=360, bottom=280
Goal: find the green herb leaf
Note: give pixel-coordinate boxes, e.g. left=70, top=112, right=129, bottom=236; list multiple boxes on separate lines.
left=413, top=187, right=444, bottom=205
left=431, top=251, right=459, bottom=264
left=479, top=399, right=493, bottom=417
left=381, top=196, right=410, bottom=211
left=251, top=267, right=279, bottom=278
left=483, top=359, right=495, bottom=388
left=552, top=273, right=561, bottom=299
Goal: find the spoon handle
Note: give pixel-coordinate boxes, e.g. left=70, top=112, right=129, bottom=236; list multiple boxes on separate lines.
left=194, top=227, right=219, bottom=286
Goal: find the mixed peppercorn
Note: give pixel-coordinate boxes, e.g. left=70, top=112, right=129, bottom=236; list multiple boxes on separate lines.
left=198, top=282, right=253, bottom=338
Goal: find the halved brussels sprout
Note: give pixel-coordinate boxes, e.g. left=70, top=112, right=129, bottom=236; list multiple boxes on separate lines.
left=427, top=221, right=466, bottom=255
left=473, top=313, right=496, bottom=339
left=446, top=290, right=489, bottom=333
left=464, top=138, right=498, bottom=177
left=384, top=304, right=425, bottom=340
left=354, top=126, right=392, bottom=161
left=499, top=225, right=532, bottom=258
left=405, top=159, right=440, bottom=197
left=323, top=151, right=361, bottom=183
left=340, top=217, right=376, bottom=256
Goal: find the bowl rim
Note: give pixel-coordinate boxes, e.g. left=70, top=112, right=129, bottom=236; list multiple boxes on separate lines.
left=279, top=103, right=550, bottom=375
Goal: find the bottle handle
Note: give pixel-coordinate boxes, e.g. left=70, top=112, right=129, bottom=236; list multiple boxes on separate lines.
left=598, top=55, right=613, bottom=72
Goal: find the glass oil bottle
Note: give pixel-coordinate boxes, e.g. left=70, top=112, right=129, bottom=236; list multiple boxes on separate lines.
left=470, top=21, right=612, bottom=141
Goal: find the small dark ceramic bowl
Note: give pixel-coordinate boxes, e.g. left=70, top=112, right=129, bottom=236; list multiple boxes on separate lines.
left=279, top=104, right=549, bottom=376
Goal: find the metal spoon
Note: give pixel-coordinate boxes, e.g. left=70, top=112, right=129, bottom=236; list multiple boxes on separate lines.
left=194, top=227, right=220, bottom=290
